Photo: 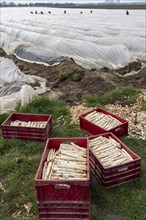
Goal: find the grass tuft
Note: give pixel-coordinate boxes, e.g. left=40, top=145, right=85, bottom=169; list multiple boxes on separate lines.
left=58, top=70, right=69, bottom=81
left=83, top=86, right=140, bottom=107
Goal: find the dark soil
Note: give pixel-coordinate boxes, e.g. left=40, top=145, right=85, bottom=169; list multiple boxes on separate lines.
left=1, top=48, right=146, bottom=101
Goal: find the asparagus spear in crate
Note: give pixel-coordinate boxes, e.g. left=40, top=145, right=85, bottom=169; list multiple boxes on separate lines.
left=89, top=136, right=133, bottom=168
left=42, top=142, right=87, bottom=180
left=10, top=120, right=47, bottom=128
left=84, top=112, right=122, bottom=130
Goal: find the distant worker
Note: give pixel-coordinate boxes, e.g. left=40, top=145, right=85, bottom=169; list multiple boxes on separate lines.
left=40, top=11, right=43, bottom=14
left=64, top=10, right=66, bottom=14
left=126, top=10, right=129, bottom=15
left=48, top=11, right=51, bottom=14
left=80, top=11, right=83, bottom=14
left=30, top=11, right=33, bottom=14
left=35, top=10, right=37, bottom=14
left=90, top=10, right=93, bottom=13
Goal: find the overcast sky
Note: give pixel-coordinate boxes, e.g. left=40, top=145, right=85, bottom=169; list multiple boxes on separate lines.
left=1, top=0, right=144, bottom=3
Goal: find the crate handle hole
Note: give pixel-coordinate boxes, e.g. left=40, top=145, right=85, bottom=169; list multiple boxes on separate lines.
left=54, top=184, right=70, bottom=189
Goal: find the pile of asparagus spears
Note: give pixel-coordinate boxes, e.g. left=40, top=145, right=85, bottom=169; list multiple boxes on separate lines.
left=42, top=142, right=87, bottom=180
left=89, top=136, right=133, bottom=168
left=84, top=111, right=122, bottom=130
left=10, top=120, right=47, bottom=128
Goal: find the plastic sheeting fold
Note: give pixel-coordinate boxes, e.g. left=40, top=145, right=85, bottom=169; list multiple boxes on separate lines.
left=14, top=45, right=66, bottom=65
left=0, top=82, right=25, bottom=97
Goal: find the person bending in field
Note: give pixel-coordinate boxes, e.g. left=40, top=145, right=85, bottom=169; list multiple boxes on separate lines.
left=126, top=10, right=129, bottom=15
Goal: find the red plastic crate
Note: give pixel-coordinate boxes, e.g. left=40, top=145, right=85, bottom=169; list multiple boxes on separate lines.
left=92, top=170, right=140, bottom=189
left=89, top=133, right=141, bottom=189
left=38, top=201, right=90, bottom=213
left=39, top=212, right=89, bottom=220
left=35, top=138, right=90, bottom=202
left=1, top=112, right=52, bottom=142
left=38, top=202, right=90, bottom=220
left=35, top=137, right=90, bottom=219
left=80, top=108, right=128, bottom=138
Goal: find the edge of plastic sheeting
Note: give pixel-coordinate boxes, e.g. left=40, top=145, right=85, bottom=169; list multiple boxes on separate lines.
left=14, top=53, right=61, bottom=66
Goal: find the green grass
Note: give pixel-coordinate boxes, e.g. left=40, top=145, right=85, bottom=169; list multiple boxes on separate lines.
left=17, top=96, right=71, bottom=125
left=0, top=114, right=9, bottom=127
left=0, top=96, right=146, bottom=220
left=82, top=86, right=141, bottom=107
left=58, top=70, right=69, bottom=81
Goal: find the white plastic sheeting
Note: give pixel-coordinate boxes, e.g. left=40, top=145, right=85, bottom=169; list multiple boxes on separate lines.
left=0, top=8, right=145, bottom=69
left=0, top=82, right=25, bottom=97
left=0, top=85, right=36, bottom=115
left=0, top=57, right=47, bottom=86
left=0, top=57, right=49, bottom=114
left=0, top=57, right=23, bottom=83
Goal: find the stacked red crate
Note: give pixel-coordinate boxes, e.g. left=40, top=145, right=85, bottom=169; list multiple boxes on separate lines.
left=80, top=108, right=128, bottom=138
left=1, top=112, right=52, bottom=142
left=89, top=133, right=141, bottom=189
left=35, top=137, right=90, bottom=220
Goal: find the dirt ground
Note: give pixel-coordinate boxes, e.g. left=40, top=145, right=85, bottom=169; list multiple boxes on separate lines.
left=1, top=48, right=146, bottom=102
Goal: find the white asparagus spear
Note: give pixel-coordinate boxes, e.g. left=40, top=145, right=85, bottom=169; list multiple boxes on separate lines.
left=121, top=149, right=133, bottom=161
left=48, top=152, right=57, bottom=179
left=59, top=152, right=86, bottom=160
left=44, top=150, right=56, bottom=179
left=42, top=162, right=48, bottom=179
left=53, top=166, right=86, bottom=173
left=70, top=142, right=86, bottom=152
left=55, top=155, right=86, bottom=163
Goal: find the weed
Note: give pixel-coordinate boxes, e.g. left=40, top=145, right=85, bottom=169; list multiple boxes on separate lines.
left=58, top=70, right=69, bottom=81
